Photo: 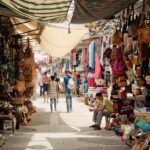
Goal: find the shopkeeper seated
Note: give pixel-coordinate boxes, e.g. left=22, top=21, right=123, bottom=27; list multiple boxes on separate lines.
left=89, top=92, right=113, bottom=130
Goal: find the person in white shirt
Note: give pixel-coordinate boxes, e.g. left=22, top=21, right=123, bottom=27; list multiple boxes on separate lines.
left=49, top=75, right=59, bottom=112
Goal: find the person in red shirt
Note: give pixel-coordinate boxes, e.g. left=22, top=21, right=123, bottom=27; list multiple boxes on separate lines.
left=42, top=72, right=50, bottom=103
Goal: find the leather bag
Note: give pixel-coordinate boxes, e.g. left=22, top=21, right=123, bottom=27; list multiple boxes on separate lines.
left=137, top=27, right=150, bottom=43
left=16, top=80, right=26, bottom=92
left=112, top=30, right=122, bottom=46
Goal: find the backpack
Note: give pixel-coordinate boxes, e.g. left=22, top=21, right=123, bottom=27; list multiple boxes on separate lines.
left=67, top=77, right=74, bottom=90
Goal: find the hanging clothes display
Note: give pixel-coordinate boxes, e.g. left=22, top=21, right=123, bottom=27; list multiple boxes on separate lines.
left=73, top=50, right=77, bottom=65
left=89, top=41, right=95, bottom=69
left=84, top=48, right=89, bottom=69
left=81, top=48, right=86, bottom=67
left=65, top=58, right=70, bottom=70
left=87, top=72, right=95, bottom=87
left=95, top=52, right=102, bottom=79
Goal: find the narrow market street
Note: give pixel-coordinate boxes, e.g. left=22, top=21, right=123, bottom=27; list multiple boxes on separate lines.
left=1, top=95, right=129, bottom=150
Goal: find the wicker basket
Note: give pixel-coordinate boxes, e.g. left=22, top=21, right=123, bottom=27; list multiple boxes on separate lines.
left=12, top=98, right=24, bottom=105
left=134, top=112, right=150, bottom=122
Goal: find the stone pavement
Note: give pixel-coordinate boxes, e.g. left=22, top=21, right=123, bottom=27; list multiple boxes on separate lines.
left=0, top=95, right=130, bottom=150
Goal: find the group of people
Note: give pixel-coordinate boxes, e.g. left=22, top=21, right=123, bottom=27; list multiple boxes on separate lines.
left=38, top=69, right=114, bottom=130
left=38, top=70, right=74, bottom=113
left=38, top=71, right=59, bottom=112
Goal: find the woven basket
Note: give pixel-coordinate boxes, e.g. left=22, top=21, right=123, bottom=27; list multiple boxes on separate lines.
left=135, top=112, right=150, bottom=122
left=12, top=98, right=24, bottom=105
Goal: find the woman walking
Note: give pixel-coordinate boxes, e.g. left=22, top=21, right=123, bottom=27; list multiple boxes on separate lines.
left=49, top=75, right=59, bottom=112
left=42, top=72, right=50, bottom=103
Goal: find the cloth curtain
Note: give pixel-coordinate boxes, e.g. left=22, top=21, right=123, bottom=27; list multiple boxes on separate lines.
left=81, top=48, right=86, bottom=67
left=89, top=41, right=95, bottom=69
left=65, top=58, right=70, bottom=70
left=95, top=52, right=102, bottom=79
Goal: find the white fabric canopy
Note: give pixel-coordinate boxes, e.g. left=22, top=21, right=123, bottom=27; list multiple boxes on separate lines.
left=40, top=24, right=88, bottom=57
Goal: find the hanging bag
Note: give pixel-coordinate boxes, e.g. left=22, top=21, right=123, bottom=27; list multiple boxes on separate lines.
left=16, top=80, right=26, bottom=92
left=137, top=0, right=150, bottom=43
left=112, top=59, right=126, bottom=75
left=112, top=29, right=122, bottom=46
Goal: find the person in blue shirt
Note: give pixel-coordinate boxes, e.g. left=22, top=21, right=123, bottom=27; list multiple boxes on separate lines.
left=64, top=70, right=74, bottom=112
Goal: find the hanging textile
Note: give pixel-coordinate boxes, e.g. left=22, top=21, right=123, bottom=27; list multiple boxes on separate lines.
left=95, top=52, right=102, bottom=79
left=40, top=25, right=88, bottom=57
left=81, top=48, right=86, bottom=67
left=89, top=41, right=95, bottom=69
left=87, top=72, right=95, bottom=87
left=73, top=51, right=77, bottom=65
left=83, top=48, right=89, bottom=69
left=65, top=58, right=70, bottom=70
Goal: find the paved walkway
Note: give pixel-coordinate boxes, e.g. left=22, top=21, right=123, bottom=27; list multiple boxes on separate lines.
left=1, top=95, right=129, bottom=150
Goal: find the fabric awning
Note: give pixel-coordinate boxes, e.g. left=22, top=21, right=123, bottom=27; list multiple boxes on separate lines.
left=0, top=0, right=72, bottom=23
left=40, top=24, right=88, bottom=57
left=10, top=18, right=44, bottom=42
left=0, top=0, right=141, bottom=24
left=71, top=0, right=139, bottom=23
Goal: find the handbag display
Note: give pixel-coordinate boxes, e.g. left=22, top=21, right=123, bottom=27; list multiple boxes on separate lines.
left=16, top=80, right=26, bottom=92
left=103, top=48, right=112, bottom=59
left=137, top=27, right=150, bottom=43
left=24, top=57, right=34, bottom=67
left=25, top=75, right=33, bottom=82
left=118, top=76, right=126, bottom=82
left=136, top=66, right=141, bottom=77
left=112, top=30, right=122, bottom=46
left=145, top=75, right=150, bottom=85
left=24, top=67, right=32, bottom=76
left=18, top=73, right=25, bottom=81
left=126, top=69, right=135, bottom=82
left=17, top=50, right=25, bottom=60
left=111, top=94, right=119, bottom=99
left=123, top=33, right=128, bottom=46
left=25, top=81, right=34, bottom=89
left=118, top=89, right=127, bottom=99
left=132, top=55, right=141, bottom=65
left=126, top=37, right=133, bottom=51
left=112, top=59, right=126, bottom=75
left=117, top=81, right=127, bottom=87
left=125, top=60, right=132, bottom=69
left=132, top=86, right=141, bottom=95
left=17, top=60, right=25, bottom=67
left=137, top=0, right=150, bottom=44
left=139, top=43, right=150, bottom=58
left=12, top=98, right=24, bottom=105
left=114, top=47, right=123, bottom=59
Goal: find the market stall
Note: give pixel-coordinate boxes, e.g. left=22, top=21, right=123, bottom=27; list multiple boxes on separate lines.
left=65, top=0, right=150, bottom=148
left=0, top=15, right=36, bottom=135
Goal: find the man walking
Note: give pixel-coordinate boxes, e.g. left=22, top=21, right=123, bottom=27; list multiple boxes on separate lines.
left=64, top=70, right=74, bottom=112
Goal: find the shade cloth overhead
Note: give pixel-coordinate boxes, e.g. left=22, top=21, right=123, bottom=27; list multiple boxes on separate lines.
left=0, top=0, right=142, bottom=24
left=40, top=24, right=88, bottom=57
left=0, top=0, right=72, bottom=23
left=71, top=0, right=139, bottom=23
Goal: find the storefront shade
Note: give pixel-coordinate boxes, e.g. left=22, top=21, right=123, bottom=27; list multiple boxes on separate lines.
left=40, top=25, right=88, bottom=57
left=71, top=0, right=139, bottom=23
left=0, top=0, right=72, bottom=23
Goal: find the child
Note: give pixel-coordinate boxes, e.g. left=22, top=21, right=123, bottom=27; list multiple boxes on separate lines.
left=49, top=75, right=59, bottom=112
